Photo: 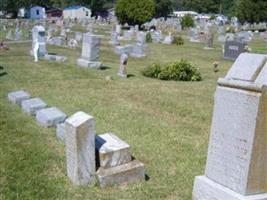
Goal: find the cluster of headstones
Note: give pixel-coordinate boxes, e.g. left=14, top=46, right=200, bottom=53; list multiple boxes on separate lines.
left=192, top=53, right=267, bottom=200
left=7, top=90, right=145, bottom=188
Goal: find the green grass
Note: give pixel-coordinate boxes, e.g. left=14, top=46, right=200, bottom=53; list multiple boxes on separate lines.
left=0, top=26, right=266, bottom=200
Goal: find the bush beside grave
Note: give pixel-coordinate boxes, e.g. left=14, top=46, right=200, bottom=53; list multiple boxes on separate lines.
left=181, top=15, right=195, bottom=29
left=142, top=59, right=202, bottom=81
left=173, top=35, right=184, bottom=46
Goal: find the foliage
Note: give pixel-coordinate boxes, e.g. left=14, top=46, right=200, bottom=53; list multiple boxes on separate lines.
left=235, top=0, right=267, bottom=24
left=173, top=35, right=184, bottom=45
left=142, top=59, right=202, bottom=81
left=141, top=63, right=162, bottom=78
left=181, top=15, right=194, bottom=29
left=115, top=0, right=155, bottom=26
left=155, top=0, right=173, bottom=18
left=146, top=32, right=153, bottom=43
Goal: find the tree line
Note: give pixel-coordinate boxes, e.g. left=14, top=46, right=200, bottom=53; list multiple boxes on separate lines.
left=1, top=0, right=266, bottom=24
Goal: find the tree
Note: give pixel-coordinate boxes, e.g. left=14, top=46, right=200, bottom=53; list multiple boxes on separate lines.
left=155, top=0, right=173, bottom=18
left=236, top=0, right=267, bottom=24
left=115, top=0, right=155, bottom=25
left=181, top=15, right=194, bottom=29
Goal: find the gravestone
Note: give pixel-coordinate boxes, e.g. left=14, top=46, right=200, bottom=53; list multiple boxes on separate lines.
left=136, top=31, right=146, bottom=45
left=21, top=98, right=47, bottom=116
left=77, top=33, right=102, bottom=69
left=204, top=33, right=214, bottom=50
left=65, top=111, right=96, bottom=186
left=151, top=31, right=161, bottom=43
left=190, top=28, right=200, bottom=42
left=123, top=30, right=132, bottom=41
left=115, top=45, right=133, bottom=55
left=115, top=24, right=121, bottom=35
left=56, top=122, right=65, bottom=141
left=96, top=133, right=131, bottom=168
left=15, top=26, right=22, bottom=40
left=31, top=25, right=47, bottom=57
left=109, top=31, right=119, bottom=45
left=117, top=53, right=128, bottom=78
left=224, top=40, right=247, bottom=61
left=8, top=90, right=30, bottom=106
left=163, top=33, right=173, bottom=45
left=75, top=32, right=83, bottom=42
left=130, top=43, right=146, bottom=58
left=36, top=107, right=66, bottom=128
left=193, top=53, right=267, bottom=200
left=96, top=133, right=145, bottom=188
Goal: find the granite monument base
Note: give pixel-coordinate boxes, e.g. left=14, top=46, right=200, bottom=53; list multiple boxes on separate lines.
left=193, top=176, right=267, bottom=200
left=77, top=58, right=102, bottom=69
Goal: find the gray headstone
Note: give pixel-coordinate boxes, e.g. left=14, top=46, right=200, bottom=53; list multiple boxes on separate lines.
left=32, top=25, right=47, bottom=57
left=224, top=41, right=247, bottom=61
left=36, top=107, right=66, bottom=128
left=193, top=53, right=267, bottom=200
left=77, top=33, right=102, bottom=69
left=56, top=122, right=66, bottom=141
left=65, top=111, right=96, bottom=186
left=21, top=98, right=47, bottom=115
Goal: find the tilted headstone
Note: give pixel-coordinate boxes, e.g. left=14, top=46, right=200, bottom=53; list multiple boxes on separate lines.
left=77, top=33, right=102, bottom=69
left=224, top=40, right=247, bottom=61
left=193, top=53, right=267, bottom=200
left=96, top=133, right=145, bottom=188
left=65, top=112, right=96, bottom=186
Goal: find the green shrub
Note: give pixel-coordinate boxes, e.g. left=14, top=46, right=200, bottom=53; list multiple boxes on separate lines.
left=146, top=32, right=152, bottom=43
left=181, top=15, right=195, bottom=29
left=173, top=35, right=184, bottom=45
left=142, top=59, right=202, bottom=82
left=141, top=63, right=161, bottom=78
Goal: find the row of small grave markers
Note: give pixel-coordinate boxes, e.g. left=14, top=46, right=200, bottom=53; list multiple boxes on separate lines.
left=7, top=90, right=145, bottom=188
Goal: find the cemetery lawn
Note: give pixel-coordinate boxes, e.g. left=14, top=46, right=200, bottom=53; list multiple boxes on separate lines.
left=0, top=28, right=266, bottom=200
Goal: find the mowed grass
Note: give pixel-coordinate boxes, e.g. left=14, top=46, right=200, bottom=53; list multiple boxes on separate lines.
left=0, top=27, right=266, bottom=200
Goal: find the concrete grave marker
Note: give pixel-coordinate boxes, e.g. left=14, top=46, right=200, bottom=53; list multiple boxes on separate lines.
left=193, top=53, right=267, bottom=200
left=65, top=111, right=96, bottom=186
left=96, top=133, right=131, bottom=168
left=8, top=90, right=30, bottom=106
left=36, top=107, right=66, bottom=128
left=21, top=98, right=47, bottom=116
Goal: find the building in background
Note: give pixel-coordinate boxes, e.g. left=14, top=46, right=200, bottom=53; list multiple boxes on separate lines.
left=46, top=7, right=62, bottom=19
left=63, top=6, right=91, bottom=19
left=30, top=6, right=46, bottom=19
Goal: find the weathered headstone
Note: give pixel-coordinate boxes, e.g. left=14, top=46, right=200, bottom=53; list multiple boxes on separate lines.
left=77, top=33, right=102, bottom=69
left=117, top=53, right=128, bottom=78
left=163, top=33, right=173, bottom=45
left=193, top=53, right=267, bottom=200
left=75, top=32, right=83, bottom=42
left=21, top=98, right=47, bottom=116
left=224, top=40, right=247, bottom=61
left=65, top=111, right=96, bottom=186
left=204, top=33, right=214, bottom=50
left=96, top=133, right=131, bottom=168
left=36, top=107, right=66, bottom=128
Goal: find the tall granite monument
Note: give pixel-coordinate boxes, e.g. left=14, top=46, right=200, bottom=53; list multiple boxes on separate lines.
left=193, top=53, right=267, bottom=200
left=77, top=33, right=102, bottom=69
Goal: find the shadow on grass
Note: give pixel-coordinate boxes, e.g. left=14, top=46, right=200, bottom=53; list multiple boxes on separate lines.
left=0, top=72, right=7, bottom=77
left=127, top=74, right=135, bottom=78
left=99, top=66, right=111, bottom=70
